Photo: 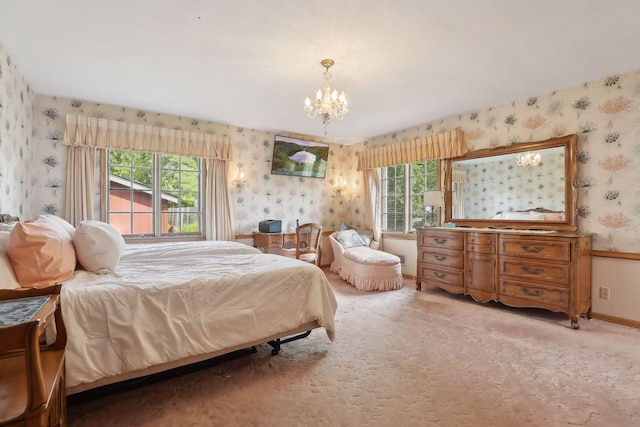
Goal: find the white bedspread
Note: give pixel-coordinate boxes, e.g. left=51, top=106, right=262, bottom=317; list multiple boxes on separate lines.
left=61, top=241, right=337, bottom=389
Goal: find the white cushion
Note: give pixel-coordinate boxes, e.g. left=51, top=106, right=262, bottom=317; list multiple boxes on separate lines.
left=544, top=212, right=565, bottom=221
left=343, top=246, right=401, bottom=266
left=73, top=221, right=125, bottom=274
left=359, top=230, right=374, bottom=247
left=333, top=229, right=367, bottom=249
left=502, top=211, right=546, bottom=220
left=0, top=222, right=18, bottom=231
left=33, top=214, right=76, bottom=238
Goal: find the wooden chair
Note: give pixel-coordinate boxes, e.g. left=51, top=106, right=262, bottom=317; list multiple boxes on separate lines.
left=0, top=285, right=66, bottom=427
left=279, top=223, right=323, bottom=266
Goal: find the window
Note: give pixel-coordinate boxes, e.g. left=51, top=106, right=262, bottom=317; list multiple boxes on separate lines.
left=106, top=149, right=202, bottom=237
left=381, top=159, right=439, bottom=233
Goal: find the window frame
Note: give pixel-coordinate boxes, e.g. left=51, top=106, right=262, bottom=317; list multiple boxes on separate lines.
left=102, top=149, right=203, bottom=239
left=381, top=159, right=440, bottom=234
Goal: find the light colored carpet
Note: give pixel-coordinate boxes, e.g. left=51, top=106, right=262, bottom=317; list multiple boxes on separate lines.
left=67, top=270, right=640, bottom=426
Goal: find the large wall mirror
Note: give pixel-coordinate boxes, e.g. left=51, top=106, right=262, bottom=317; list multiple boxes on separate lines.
left=444, top=134, right=578, bottom=231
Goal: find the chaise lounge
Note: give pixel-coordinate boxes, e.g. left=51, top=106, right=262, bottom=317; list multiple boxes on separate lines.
left=329, top=229, right=403, bottom=292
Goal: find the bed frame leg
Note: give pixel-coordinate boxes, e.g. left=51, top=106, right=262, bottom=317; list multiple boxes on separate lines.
left=267, top=330, right=312, bottom=355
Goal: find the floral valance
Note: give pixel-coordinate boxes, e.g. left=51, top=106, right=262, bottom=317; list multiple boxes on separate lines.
left=63, top=114, right=232, bottom=160
left=356, top=130, right=467, bottom=170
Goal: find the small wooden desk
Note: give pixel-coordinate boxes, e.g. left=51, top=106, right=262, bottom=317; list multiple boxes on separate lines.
left=253, top=232, right=297, bottom=253
left=0, top=287, right=67, bottom=427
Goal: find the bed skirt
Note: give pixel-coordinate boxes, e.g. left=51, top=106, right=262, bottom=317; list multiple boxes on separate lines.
left=330, top=262, right=403, bottom=292
left=66, top=321, right=322, bottom=395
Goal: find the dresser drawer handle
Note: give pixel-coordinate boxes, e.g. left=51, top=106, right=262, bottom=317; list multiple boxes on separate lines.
left=521, top=266, right=544, bottom=275
left=521, top=287, right=543, bottom=297
left=521, top=245, right=544, bottom=253
left=434, top=272, right=446, bottom=279
left=434, top=255, right=447, bottom=261
left=272, top=238, right=281, bottom=244
left=434, top=238, right=448, bottom=244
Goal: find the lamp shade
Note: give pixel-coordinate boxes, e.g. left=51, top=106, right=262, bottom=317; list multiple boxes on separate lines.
left=423, top=190, right=444, bottom=207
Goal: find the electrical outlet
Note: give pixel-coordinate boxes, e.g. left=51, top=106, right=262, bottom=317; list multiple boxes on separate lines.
left=599, top=286, right=610, bottom=299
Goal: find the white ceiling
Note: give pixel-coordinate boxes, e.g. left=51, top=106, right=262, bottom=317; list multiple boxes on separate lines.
left=2, top=0, right=640, bottom=144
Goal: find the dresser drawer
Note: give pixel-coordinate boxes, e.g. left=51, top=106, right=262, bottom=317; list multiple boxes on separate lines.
left=418, top=265, right=464, bottom=289
left=466, top=233, right=495, bottom=246
left=419, top=249, right=464, bottom=269
left=418, top=230, right=464, bottom=250
left=499, top=237, right=571, bottom=261
left=500, top=257, right=570, bottom=284
left=467, top=244, right=495, bottom=254
left=499, top=278, right=569, bottom=308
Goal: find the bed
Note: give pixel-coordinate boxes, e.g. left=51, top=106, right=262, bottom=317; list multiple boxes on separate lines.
left=0, top=218, right=338, bottom=395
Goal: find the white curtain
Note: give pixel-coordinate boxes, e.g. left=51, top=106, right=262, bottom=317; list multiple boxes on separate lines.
left=452, top=169, right=467, bottom=219
left=357, top=130, right=466, bottom=237
left=203, top=159, right=234, bottom=241
left=64, top=146, right=96, bottom=226
left=362, top=169, right=382, bottom=245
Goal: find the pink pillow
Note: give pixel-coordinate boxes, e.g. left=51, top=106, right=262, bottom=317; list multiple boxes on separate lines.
left=7, top=219, right=77, bottom=288
left=0, top=231, right=21, bottom=290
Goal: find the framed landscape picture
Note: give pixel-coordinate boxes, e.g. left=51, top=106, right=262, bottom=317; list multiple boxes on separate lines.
left=270, top=135, right=329, bottom=179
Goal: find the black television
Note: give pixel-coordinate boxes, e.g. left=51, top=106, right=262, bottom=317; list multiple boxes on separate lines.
left=270, top=135, right=329, bottom=179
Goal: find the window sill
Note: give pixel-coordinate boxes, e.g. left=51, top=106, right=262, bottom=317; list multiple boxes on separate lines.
left=381, top=232, right=417, bottom=241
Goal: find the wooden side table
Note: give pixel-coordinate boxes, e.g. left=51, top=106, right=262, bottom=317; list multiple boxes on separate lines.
left=0, top=285, right=67, bottom=427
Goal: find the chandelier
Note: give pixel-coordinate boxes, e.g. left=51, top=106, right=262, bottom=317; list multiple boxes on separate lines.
left=304, top=59, right=349, bottom=135
left=515, top=151, right=541, bottom=170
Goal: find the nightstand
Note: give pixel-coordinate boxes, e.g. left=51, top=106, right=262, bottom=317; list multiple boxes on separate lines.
left=0, top=284, right=67, bottom=427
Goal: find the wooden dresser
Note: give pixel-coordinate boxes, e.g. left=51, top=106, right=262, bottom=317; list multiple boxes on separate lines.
left=417, top=227, right=592, bottom=329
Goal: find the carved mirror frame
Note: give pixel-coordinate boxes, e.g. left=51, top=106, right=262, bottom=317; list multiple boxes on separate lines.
left=444, top=134, right=578, bottom=231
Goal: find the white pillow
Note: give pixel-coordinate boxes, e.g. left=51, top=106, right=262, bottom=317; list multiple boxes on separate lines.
left=503, top=211, right=546, bottom=220
left=33, top=214, right=76, bottom=238
left=73, top=221, right=125, bottom=274
left=544, top=212, right=565, bottom=221
left=0, top=222, right=18, bottom=231
left=359, top=230, right=374, bottom=247
left=334, top=229, right=367, bottom=249
left=0, top=231, right=21, bottom=289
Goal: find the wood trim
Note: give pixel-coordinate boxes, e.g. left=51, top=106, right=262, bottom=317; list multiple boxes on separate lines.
left=445, top=134, right=579, bottom=231
left=591, top=312, right=640, bottom=329
left=235, top=234, right=254, bottom=240
left=402, top=273, right=416, bottom=280
left=236, top=230, right=335, bottom=241
left=591, top=250, right=640, bottom=260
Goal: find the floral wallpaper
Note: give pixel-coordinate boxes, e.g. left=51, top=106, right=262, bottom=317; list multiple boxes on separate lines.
left=0, top=43, right=35, bottom=220
left=364, top=69, right=640, bottom=252
left=29, top=95, right=360, bottom=235
left=4, top=37, right=640, bottom=252
left=455, top=150, right=565, bottom=218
